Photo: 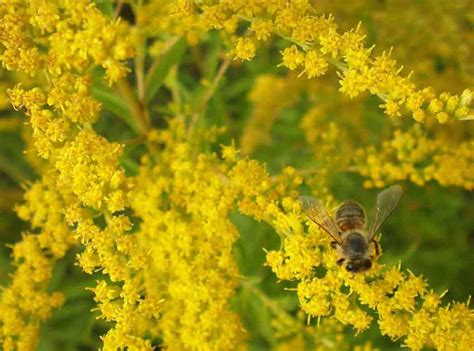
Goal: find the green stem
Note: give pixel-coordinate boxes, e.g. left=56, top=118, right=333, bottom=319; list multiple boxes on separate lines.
left=116, top=79, right=151, bottom=135
left=188, top=55, right=231, bottom=136
left=135, top=35, right=146, bottom=102
left=145, top=37, right=180, bottom=87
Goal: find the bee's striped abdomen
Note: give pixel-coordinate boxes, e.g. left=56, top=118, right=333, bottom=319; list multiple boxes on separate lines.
left=335, top=200, right=366, bottom=231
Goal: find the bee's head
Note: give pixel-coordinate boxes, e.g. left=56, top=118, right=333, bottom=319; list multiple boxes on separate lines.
left=346, top=259, right=372, bottom=273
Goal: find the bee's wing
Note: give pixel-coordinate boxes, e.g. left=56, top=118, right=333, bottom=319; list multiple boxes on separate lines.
left=300, top=196, right=342, bottom=244
left=368, top=185, right=403, bottom=240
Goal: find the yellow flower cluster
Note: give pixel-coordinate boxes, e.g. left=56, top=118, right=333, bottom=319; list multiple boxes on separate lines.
left=0, top=0, right=132, bottom=83
left=77, top=216, right=154, bottom=351
left=188, top=0, right=472, bottom=123
left=233, top=159, right=471, bottom=350
left=55, top=129, right=130, bottom=211
left=130, top=121, right=246, bottom=350
left=313, top=1, right=473, bottom=93
left=355, top=126, right=474, bottom=189
left=0, top=173, right=72, bottom=349
left=241, top=74, right=303, bottom=154
left=265, top=203, right=473, bottom=351
left=136, top=0, right=206, bottom=48
left=267, top=305, right=364, bottom=351
left=301, top=117, right=350, bottom=171
left=3, top=0, right=132, bottom=158
left=0, top=0, right=138, bottom=349
left=1, top=0, right=472, bottom=350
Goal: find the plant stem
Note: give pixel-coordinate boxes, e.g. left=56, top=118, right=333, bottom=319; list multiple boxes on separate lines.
left=116, top=79, right=151, bottom=135
left=136, top=41, right=146, bottom=102
left=113, top=0, right=123, bottom=20
left=144, top=37, right=180, bottom=88
left=188, top=55, right=231, bottom=135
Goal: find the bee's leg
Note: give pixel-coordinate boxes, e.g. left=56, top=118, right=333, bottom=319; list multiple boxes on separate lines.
left=330, top=241, right=338, bottom=249
left=372, top=239, right=380, bottom=257
left=336, top=258, right=345, bottom=266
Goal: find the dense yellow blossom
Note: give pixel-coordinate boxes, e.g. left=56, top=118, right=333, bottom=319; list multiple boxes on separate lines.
left=0, top=0, right=472, bottom=350
left=0, top=0, right=132, bottom=83
left=355, top=126, right=474, bottom=189
left=314, top=0, right=473, bottom=93
left=55, top=129, right=130, bottom=211
left=265, top=205, right=474, bottom=350
left=0, top=0, right=137, bottom=349
left=131, top=121, right=245, bottom=349
left=189, top=0, right=473, bottom=123
left=0, top=173, right=72, bottom=350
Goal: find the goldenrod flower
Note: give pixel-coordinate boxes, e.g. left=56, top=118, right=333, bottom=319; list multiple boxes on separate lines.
left=0, top=1, right=472, bottom=350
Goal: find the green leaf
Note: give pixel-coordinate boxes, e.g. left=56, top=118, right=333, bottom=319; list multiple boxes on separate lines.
left=41, top=309, right=95, bottom=346
left=91, top=82, right=139, bottom=134
left=202, top=33, right=221, bottom=81
left=95, top=1, right=114, bottom=17
left=239, top=288, right=275, bottom=345
left=145, top=38, right=187, bottom=103
left=120, top=156, right=140, bottom=175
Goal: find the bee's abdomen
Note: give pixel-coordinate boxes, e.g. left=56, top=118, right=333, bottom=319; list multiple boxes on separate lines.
left=335, top=200, right=366, bottom=231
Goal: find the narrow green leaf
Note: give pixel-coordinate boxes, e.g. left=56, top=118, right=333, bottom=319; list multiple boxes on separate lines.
left=145, top=38, right=187, bottom=103
left=202, top=33, right=221, bottom=81
left=240, top=288, right=275, bottom=343
left=43, top=312, right=95, bottom=344
left=120, top=156, right=140, bottom=175
left=91, top=83, right=139, bottom=134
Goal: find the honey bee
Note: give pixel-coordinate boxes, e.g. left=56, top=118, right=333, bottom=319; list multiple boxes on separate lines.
left=300, top=185, right=403, bottom=273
